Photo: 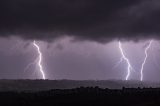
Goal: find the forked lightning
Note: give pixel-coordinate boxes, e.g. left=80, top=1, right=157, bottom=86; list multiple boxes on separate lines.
left=140, top=40, right=153, bottom=81
left=119, top=41, right=132, bottom=80
left=33, top=40, right=46, bottom=80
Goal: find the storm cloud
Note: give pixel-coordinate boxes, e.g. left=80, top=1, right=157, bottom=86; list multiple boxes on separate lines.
left=0, top=0, right=160, bottom=42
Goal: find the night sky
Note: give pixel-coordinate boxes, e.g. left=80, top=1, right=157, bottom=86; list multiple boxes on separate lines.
left=0, top=0, right=160, bottom=81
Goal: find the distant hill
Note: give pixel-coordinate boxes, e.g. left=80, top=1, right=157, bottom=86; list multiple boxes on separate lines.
left=0, top=80, right=159, bottom=92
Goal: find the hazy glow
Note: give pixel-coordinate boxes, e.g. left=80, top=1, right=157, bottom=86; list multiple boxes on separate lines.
left=23, top=60, right=37, bottom=73
left=140, top=40, right=153, bottom=81
left=33, top=40, right=46, bottom=80
left=0, top=37, right=159, bottom=81
left=119, top=41, right=132, bottom=80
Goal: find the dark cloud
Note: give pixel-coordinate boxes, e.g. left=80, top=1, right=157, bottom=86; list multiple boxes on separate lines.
left=0, top=0, right=159, bottom=42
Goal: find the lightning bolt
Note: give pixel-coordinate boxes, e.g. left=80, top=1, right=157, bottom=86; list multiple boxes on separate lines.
left=23, top=59, right=37, bottom=73
left=119, top=41, right=133, bottom=80
left=33, top=40, right=46, bottom=80
left=140, top=40, right=153, bottom=81
left=112, top=57, right=123, bottom=69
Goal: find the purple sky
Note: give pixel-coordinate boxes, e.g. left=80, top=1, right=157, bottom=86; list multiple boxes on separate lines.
left=1, top=0, right=160, bottom=81
left=0, top=36, right=159, bottom=81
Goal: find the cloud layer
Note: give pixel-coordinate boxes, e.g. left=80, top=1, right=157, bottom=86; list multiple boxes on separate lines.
left=0, top=0, right=159, bottom=42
